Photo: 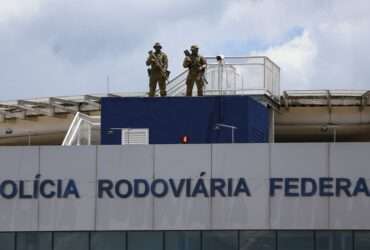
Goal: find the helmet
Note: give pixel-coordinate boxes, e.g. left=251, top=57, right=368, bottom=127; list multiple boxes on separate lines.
left=190, top=45, right=199, bottom=50
left=153, top=42, right=162, bottom=49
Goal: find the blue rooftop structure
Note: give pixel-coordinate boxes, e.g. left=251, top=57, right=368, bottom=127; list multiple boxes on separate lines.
left=101, top=95, right=269, bottom=145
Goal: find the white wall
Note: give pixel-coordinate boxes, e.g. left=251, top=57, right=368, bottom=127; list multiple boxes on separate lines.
left=0, top=143, right=369, bottom=231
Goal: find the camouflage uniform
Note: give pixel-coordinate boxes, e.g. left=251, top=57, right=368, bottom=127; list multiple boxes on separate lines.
left=146, top=43, right=168, bottom=97
left=183, top=45, right=207, bottom=96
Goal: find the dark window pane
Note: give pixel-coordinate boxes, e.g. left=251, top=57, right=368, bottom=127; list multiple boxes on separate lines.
left=203, top=231, right=238, bottom=250
left=240, top=231, right=275, bottom=250
left=128, top=232, right=162, bottom=250
left=0, top=233, right=15, bottom=250
left=54, top=232, right=89, bottom=250
left=165, top=231, right=200, bottom=250
left=355, top=231, right=370, bottom=250
left=16, top=232, right=52, bottom=250
left=316, top=231, right=352, bottom=250
left=278, top=231, right=314, bottom=250
left=91, top=232, right=126, bottom=250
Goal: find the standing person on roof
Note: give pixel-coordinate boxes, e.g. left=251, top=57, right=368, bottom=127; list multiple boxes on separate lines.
left=146, top=42, right=169, bottom=97
left=183, top=45, right=207, bottom=96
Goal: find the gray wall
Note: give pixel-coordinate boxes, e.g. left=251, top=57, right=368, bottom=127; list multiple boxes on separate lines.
left=0, top=143, right=369, bottom=231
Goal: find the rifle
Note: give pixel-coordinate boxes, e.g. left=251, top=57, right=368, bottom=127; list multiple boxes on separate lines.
left=184, top=49, right=191, bottom=57
left=202, top=71, right=208, bottom=85
left=148, top=51, right=170, bottom=80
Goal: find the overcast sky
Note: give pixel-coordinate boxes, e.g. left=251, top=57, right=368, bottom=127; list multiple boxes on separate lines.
left=0, top=0, right=369, bottom=100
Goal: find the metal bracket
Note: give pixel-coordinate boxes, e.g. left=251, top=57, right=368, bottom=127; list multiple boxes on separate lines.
left=283, top=91, right=289, bottom=110
left=326, top=90, right=332, bottom=113
left=360, top=90, right=370, bottom=111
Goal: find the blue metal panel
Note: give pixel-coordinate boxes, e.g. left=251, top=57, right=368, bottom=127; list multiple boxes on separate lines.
left=101, top=96, right=268, bottom=145
left=247, top=97, right=269, bottom=142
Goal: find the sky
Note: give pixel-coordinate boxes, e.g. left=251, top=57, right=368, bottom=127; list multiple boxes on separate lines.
left=0, top=0, right=369, bottom=100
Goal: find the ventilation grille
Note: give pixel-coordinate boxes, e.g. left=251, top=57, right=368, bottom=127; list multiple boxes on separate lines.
left=121, top=129, right=149, bottom=145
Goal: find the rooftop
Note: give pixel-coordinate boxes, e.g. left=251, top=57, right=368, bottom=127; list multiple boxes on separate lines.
left=0, top=56, right=368, bottom=145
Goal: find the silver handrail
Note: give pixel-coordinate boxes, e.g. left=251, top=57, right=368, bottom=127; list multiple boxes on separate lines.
left=153, top=56, right=280, bottom=99
left=62, top=112, right=101, bottom=145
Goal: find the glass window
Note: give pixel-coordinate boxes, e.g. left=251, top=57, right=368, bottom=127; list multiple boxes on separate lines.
left=240, top=231, right=275, bottom=250
left=16, top=232, right=52, bottom=250
left=91, top=232, right=126, bottom=250
left=355, top=231, right=370, bottom=250
left=165, top=231, right=200, bottom=250
left=128, top=232, right=162, bottom=250
left=203, top=231, right=238, bottom=250
left=316, top=231, right=352, bottom=250
left=277, top=231, right=314, bottom=250
left=54, top=232, right=89, bottom=250
left=0, top=233, right=15, bottom=250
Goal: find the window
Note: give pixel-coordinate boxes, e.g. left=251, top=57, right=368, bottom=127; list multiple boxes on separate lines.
left=203, top=231, right=238, bottom=250
left=316, top=231, right=352, bottom=250
left=2, top=230, right=368, bottom=250
left=240, top=231, right=275, bottom=250
left=128, top=232, right=162, bottom=250
left=91, top=232, right=125, bottom=250
left=54, top=232, right=89, bottom=250
left=0, top=233, right=15, bottom=250
left=121, top=129, right=149, bottom=144
left=165, top=231, right=200, bottom=250
left=355, top=231, right=370, bottom=250
left=16, top=232, right=52, bottom=250
left=277, top=231, right=314, bottom=250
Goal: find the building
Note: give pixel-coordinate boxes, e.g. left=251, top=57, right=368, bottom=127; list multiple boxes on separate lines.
left=0, top=57, right=369, bottom=250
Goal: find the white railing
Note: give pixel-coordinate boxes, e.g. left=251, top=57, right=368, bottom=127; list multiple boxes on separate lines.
left=160, top=56, right=280, bottom=101
left=62, top=112, right=101, bottom=146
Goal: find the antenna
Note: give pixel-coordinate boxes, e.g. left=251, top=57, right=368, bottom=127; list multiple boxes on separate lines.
left=106, top=75, right=110, bottom=94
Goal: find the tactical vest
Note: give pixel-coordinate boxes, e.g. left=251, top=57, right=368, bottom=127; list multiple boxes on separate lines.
left=151, top=52, right=166, bottom=72
left=189, top=55, right=205, bottom=75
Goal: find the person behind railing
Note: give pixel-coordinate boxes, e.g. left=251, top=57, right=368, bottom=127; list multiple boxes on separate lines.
left=146, top=42, right=169, bottom=97
left=183, top=45, right=207, bottom=96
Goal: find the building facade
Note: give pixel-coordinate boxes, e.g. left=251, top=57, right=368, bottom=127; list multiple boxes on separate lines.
left=0, top=57, right=369, bottom=250
left=0, top=143, right=370, bottom=250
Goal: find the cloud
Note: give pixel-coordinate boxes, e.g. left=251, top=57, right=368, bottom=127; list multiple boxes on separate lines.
left=0, top=0, right=369, bottom=100
left=0, top=0, right=228, bottom=100
left=254, top=31, right=317, bottom=90
left=0, top=0, right=41, bottom=22
left=249, top=0, right=370, bottom=90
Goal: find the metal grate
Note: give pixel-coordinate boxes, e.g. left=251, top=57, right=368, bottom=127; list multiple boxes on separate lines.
left=121, top=129, right=149, bottom=145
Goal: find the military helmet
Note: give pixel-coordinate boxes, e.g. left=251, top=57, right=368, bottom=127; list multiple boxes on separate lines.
left=153, top=42, right=162, bottom=49
left=191, top=45, right=199, bottom=50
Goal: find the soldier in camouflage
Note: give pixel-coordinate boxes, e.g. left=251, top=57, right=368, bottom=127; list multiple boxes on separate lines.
left=183, top=45, right=207, bottom=96
left=146, top=42, right=169, bottom=97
